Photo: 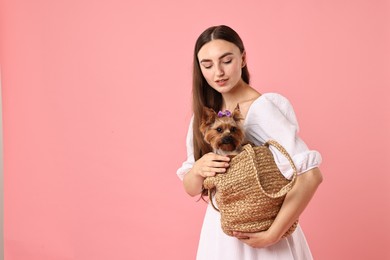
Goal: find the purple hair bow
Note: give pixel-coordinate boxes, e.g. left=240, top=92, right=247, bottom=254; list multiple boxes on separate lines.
left=217, top=110, right=232, bottom=117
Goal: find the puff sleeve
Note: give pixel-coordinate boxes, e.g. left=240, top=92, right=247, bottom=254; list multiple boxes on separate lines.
left=176, top=116, right=195, bottom=180
left=244, top=93, right=322, bottom=180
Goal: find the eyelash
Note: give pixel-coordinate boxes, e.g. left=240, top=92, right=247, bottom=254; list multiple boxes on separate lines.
left=203, top=59, right=232, bottom=69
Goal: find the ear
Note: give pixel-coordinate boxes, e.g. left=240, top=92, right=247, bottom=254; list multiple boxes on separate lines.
left=199, top=107, right=217, bottom=135
left=232, top=104, right=244, bottom=122
left=241, top=51, right=247, bottom=68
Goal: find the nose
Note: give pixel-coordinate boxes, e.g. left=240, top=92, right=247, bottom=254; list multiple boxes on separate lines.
left=222, top=136, right=233, bottom=144
left=216, top=64, right=224, bottom=76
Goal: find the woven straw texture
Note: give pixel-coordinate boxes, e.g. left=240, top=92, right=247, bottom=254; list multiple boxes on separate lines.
left=203, top=140, right=298, bottom=237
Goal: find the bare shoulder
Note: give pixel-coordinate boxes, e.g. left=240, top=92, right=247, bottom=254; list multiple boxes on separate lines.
left=239, top=89, right=261, bottom=119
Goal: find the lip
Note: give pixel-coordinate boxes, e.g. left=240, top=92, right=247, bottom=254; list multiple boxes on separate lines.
left=215, top=78, right=228, bottom=86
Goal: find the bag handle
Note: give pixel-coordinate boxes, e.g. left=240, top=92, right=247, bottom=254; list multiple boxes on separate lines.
left=244, top=140, right=297, bottom=199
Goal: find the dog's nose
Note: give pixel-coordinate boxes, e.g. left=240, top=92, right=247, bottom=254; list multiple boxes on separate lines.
left=222, top=136, right=233, bottom=144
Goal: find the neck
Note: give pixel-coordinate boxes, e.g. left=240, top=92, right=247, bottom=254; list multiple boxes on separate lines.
left=221, top=80, right=251, bottom=110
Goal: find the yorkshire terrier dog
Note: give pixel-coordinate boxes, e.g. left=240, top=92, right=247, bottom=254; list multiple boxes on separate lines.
left=200, top=105, right=246, bottom=156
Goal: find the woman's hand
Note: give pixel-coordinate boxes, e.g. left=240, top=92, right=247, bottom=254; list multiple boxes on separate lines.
left=233, top=230, right=280, bottom=248
left=192, top=152, right=230, bottom=178
left=183, top=153, right=230, bottom=196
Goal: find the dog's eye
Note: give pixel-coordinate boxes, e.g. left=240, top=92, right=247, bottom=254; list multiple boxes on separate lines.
left=231, top=127, right=236, bottom=132
left=216, top=127, right=223, bottom=133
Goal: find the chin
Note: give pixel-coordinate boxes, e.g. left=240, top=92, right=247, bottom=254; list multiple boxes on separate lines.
left=211, top=84, right=235, bottom=94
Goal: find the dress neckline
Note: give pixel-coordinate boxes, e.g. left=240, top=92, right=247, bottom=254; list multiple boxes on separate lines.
left=243, top=93, right=267, bottom=125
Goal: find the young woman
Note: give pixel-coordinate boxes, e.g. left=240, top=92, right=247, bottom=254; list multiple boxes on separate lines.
left=176, top=25, right=323, bottom=260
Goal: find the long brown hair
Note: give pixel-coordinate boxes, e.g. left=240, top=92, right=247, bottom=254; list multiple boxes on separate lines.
left=192, top=25, right=250, bottom=160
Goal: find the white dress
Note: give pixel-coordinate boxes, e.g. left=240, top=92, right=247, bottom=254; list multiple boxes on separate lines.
left=177, top=93, right=322, bottom=260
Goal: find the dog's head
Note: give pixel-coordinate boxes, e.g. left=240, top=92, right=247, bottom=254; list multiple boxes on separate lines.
left=199, top=105, right=245, bottom=154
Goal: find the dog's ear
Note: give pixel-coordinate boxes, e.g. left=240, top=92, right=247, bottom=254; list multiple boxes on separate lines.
left=232, top=104, right=244, bottom=122
left=199, top=107, right=216, bottom=135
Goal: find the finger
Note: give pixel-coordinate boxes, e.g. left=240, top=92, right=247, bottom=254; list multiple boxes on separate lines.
left=209, top=161, right=229, bottom=168
left=203, top=166, right=226, bottom=174
left=207, top=165, right=227, bottom=173
left=233, top=231, right=251, bottom=239
left=202, top=171, right=217, bottom=177
left=210, top=154, right=231, bottom=162
left=212, top=167, right=227, bottom=173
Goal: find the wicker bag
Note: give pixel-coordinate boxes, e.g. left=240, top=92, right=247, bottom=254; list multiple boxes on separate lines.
left=203, top=140, right=298, bottom=237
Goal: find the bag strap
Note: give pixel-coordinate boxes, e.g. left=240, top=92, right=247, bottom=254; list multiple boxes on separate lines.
left=244, top=140, right=298, bottom=199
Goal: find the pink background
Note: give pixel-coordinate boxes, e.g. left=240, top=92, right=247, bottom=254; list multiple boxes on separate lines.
left=1, top=0, right=389, bottom=259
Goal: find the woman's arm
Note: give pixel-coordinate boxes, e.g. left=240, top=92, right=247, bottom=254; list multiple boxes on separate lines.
left=269, top=167, right=323, bottom=238
left=183, top=168, right=206, bottom=197
left=183, top=153, right=230, bottom=197
left=234, top=167, right=323, bottom=247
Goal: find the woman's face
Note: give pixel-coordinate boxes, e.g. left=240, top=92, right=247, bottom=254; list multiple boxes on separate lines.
left=197, top=39, right=246, bottom=94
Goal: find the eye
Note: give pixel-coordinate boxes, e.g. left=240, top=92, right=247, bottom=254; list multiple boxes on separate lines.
left=223, top=59, right=232, bottom=64
left=230, top=127, right=236, bottom=132
left=201, top=61, right=213, bottom=69
left=216, top=127, right=223, bottom=133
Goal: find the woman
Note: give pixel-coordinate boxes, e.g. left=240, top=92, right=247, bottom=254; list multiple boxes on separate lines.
left=177, top=25, right=323, bottom=260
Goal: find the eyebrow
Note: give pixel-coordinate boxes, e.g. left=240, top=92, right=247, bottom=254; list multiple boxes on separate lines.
left=200, top=52, right=234, bottom=63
